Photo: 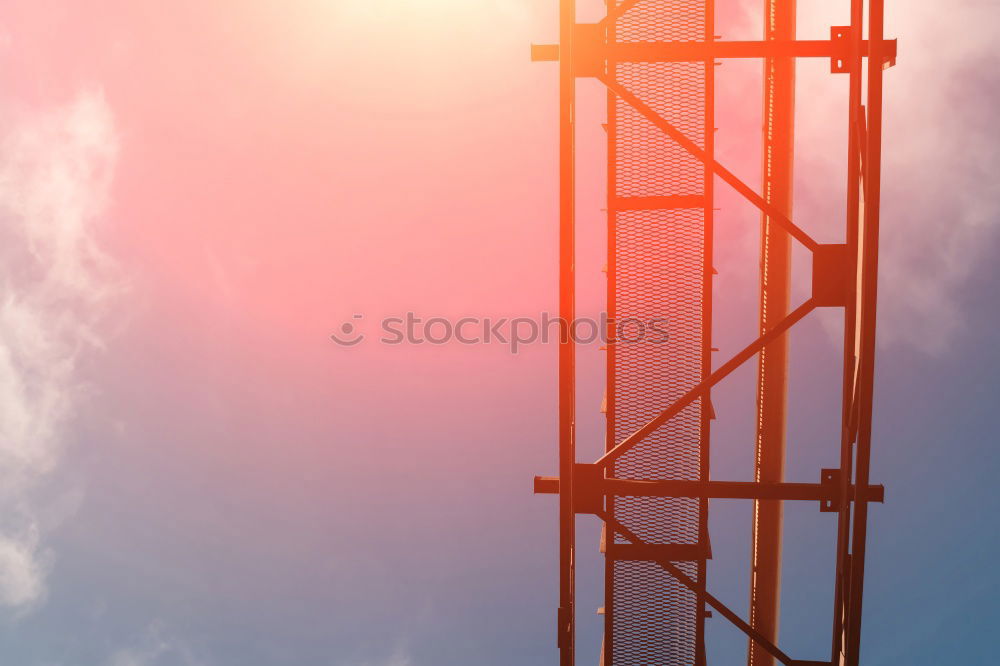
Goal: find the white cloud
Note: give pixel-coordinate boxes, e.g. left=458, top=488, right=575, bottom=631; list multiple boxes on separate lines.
left=874, top=0, right=1000, bottom=352
left=715, top=1, right=1000, bottom=354
left=375, top=652, right=412, bottom=666
left=0, top=525, right=46, bottom=608
left=341, top=650, right=413, bottom=666
left=0, top=89, right=119, bottom=611
left=105, top=622, right=205, bottom=666
left=793, top=1, right=1000, bottom=353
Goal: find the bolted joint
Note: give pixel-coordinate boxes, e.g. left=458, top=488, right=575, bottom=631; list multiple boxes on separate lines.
left=830, top=26, right=853, bottom=73
left=820, top=468, right=842, bottom=512
left=532, top=464, right=604, bottom=514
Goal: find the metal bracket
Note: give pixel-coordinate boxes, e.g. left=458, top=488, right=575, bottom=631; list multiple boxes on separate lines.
left=812, top=244, right=850, bottom=307
left=830, top=26, right=852, bottom=73
left=820, top=468, right=841, bottom=512
left=533, top=464, right=604, bottom=514
left=557, top=606, right=570, bottom=648
left=573, top=463, right=604, bottom=514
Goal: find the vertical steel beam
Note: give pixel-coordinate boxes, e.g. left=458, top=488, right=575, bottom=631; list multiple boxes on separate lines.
left=832, top=0, right=864, bottom=661
left=748, top=1, right=795, bottom=664
left=845, top=0, right=885, bottom=662
left=603, top=10, right=617, bottom=666
left=557, top=0, right=576, bottom=664
left=699, top=2, right=717, bottom=664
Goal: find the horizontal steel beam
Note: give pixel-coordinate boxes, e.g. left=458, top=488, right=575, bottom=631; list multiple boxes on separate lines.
left=533, top=29, right=898, bottom=73
left=534, top=476, right=884, bottom=504
left=609, top=194, right=707, bottom=211
left=606, top=542, right=710, bottom=562
left=599, top=39, right=896, bottom=63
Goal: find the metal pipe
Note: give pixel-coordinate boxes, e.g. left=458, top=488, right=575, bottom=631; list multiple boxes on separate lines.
left=748, top=1, right=796, bottom=664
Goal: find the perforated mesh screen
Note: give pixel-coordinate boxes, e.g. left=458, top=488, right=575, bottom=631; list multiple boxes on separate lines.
left=612, top=561, right=700, bottom=664
left=612, top=208, right=703, bottom=549
left=607, top=1, right=711, bottom=664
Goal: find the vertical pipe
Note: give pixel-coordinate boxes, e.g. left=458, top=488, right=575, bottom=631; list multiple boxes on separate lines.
left=747, top=1, right=795, bottom=664
left=558, top=0, right=576, bottom=664
left=845, top=0, right=885, bottom=662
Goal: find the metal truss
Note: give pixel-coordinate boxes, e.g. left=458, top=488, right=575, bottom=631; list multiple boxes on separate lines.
left=532, top=0, right=895, bottom=664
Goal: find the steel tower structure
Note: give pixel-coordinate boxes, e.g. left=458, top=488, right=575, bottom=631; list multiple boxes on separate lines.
left=532, top=1, right=895, bottom=664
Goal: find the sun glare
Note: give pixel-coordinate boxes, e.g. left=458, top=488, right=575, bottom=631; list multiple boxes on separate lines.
left=326, top=0, right=530, bottom=28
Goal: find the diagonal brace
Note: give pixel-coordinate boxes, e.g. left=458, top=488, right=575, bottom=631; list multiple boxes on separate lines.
left=600, top=0, right=642, bottom=27
left=599, top=511, right=826, bottom=666
left=599, top=74, right=820, bottom=252
left=596, top=299, right=816, bottom=468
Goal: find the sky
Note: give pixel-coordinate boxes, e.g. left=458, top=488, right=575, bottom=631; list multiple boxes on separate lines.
left=0, top=0, right=999, bottom=664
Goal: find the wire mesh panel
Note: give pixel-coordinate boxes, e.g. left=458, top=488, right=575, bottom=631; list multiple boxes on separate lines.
left=611, top=560, right=701, bottom=664
left=606, top=1, right=713, bottom=664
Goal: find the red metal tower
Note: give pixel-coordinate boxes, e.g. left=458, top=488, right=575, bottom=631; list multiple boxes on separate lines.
left=532, top=1, right=895, bottom=664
